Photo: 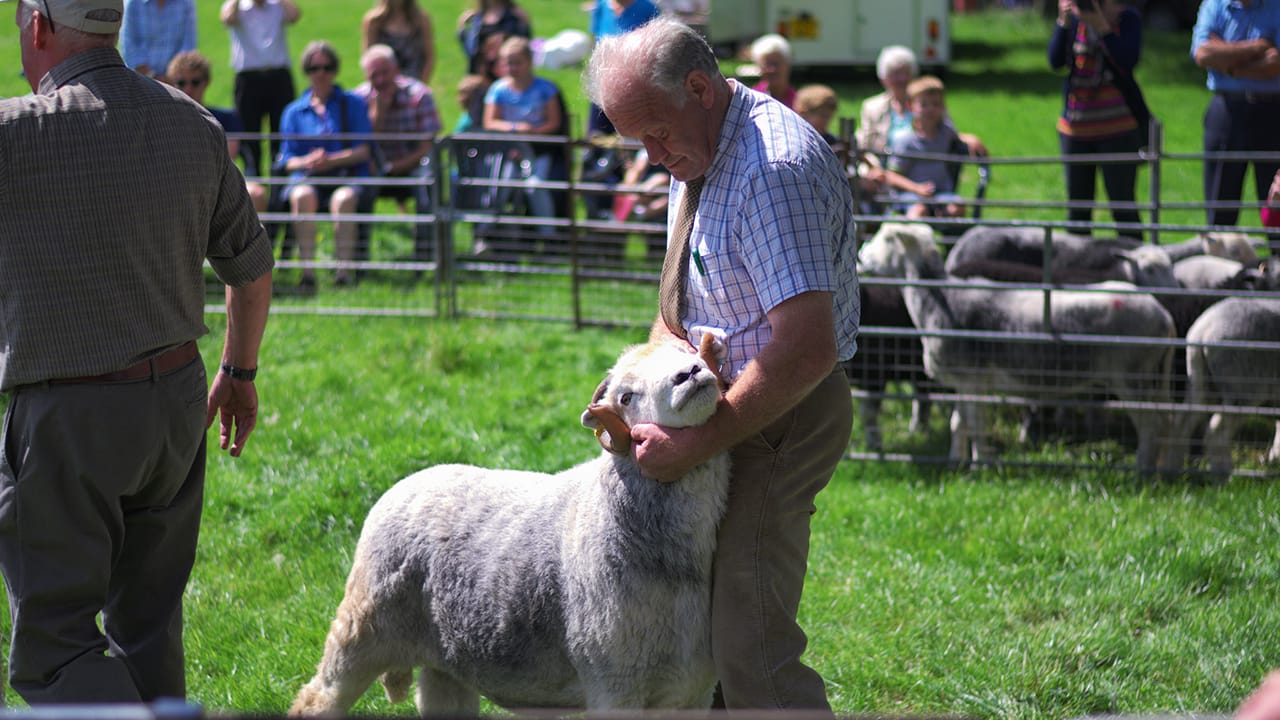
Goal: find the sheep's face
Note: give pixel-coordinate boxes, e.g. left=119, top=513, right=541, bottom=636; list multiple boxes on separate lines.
left=582, top=342, right=722, bottom=439
left=1120, top=245, right=1179, bottom=288
left=1202, top=232, right=1261, bottom=265
left=857, top=222, right=938, bottom=277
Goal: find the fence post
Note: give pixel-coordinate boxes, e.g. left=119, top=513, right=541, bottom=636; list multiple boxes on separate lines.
left=1042, top=225, right=1054, bottom=333
left=566, top=136, right=584, bottom=329
left=1146, top=118, right=1163, bottom=245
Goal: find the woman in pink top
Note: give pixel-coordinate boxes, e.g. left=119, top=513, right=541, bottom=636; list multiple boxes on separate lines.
left=749, top=33, right=795, bottom=108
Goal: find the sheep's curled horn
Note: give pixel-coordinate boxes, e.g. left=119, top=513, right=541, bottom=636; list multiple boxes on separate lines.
left=585, top=335, right=727, bottom=456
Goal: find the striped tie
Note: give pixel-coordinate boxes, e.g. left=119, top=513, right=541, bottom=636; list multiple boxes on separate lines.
left=658, top=176, right=705, bottom=340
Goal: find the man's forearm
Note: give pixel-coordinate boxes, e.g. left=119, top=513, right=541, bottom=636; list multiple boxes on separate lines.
left=222, top=272, right=272, bottom=369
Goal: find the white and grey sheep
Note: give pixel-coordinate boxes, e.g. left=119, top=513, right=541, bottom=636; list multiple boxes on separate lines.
left=289, top=339, right=730, bottom=716
left=1171, top=297, right=1280, bottom=478
left=858, top=223, right=1177, bottom=473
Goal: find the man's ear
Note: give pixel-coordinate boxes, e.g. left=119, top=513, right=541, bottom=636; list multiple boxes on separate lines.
left=686, top=71, right=715, bottom=110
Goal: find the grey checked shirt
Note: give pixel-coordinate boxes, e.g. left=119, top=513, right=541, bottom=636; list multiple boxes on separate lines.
left=0, top=48, right=274, bottom=391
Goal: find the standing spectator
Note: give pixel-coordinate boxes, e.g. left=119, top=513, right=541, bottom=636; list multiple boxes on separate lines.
left=166, top=50, right=270, bottom=215
left=1191, top=0, right=1280, bottom=229
left=584, top=0, right=660, bottom=136
left=221, top=0, right=301, bottom=178
left=750, top=33, right=796, bottom=108
left=483, top=35, right=564, bottom=225
left=120, top=0, right=197, bottom=82
left=353, top=44, right=442, bottom=262
left=1049, top=0, right=1145, bottom=238
left=361, top=0, right=435, bottom=84
left=457, top=0, right=531, bottom=79
left=276, top=41, right=373, bottom=289
left=0, top=0, right=272, bottom=704
left=585, top=16, right=858, bottom=712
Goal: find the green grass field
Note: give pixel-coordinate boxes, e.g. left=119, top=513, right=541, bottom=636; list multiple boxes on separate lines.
left=1, top=3, right=1279, bottom=719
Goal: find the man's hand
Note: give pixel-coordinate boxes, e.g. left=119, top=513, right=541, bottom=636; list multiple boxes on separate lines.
left=206, top=372, right=259, bottom=457
left=631, top=422, right=714, bottom=483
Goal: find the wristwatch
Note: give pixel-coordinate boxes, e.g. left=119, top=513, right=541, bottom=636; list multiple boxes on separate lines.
left=220, top=363, right=257, bottom=382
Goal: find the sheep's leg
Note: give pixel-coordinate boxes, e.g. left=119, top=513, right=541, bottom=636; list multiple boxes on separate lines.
left=416, top=667, right=479, bottom=718
left=1130, top=412, right=1160, bottom=475
left=289, top=565, right=397, bottom=716
left=967, top=402, right=995, bottom=464
left=1268, top=421, right=1280, bottom=465
left=859, top=395, right=883, bottom=452
left=909, top=388, right=931, bottom=435
left=1162, top=408, right=1202, bottom=475
left=948, top=405, right=969, bottom=467
left=1204, top=412, right=1238, bottom=478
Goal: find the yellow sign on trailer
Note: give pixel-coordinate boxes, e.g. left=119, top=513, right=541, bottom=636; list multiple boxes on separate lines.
left=708, top=0, right=951, bottom=69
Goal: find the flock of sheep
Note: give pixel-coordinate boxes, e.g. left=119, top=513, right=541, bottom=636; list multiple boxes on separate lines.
left=850, top=221, right=1280, bottom=477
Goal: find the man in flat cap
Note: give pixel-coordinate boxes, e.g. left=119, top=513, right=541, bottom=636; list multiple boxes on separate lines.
left=0, top=0, right=273, bottom=703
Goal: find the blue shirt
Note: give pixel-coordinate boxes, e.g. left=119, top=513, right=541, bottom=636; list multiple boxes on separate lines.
left=590, top=0, right=661, bottom=38
left=277, top=87, right=373, bottom=178
left=674, top=82, right=860, bottom=378
left=484, top=77, right=560, bottom=127
left=1191, top=0, right=1280, bottom=92
left=120, top=0, right=198, bottom=76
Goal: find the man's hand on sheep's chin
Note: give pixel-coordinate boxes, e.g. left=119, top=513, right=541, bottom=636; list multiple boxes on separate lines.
left=630, top=422, right=713, bottom=482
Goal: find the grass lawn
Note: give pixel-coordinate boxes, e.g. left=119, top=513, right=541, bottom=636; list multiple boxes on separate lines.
left=1, top=4, right=1278, bottom=720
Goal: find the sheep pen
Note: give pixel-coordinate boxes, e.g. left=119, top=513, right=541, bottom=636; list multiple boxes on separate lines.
left=289, top=338, right=731, bottom=716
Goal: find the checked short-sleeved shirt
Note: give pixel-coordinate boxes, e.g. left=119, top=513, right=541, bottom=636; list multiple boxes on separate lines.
left=674, top=81, right=860, bottom=380
left=352, top=76, right=442, bottom=166
left=0, top=48, right=273, bottom=391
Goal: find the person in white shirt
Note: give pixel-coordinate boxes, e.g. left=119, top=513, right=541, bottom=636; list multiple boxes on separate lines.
left=221, top=0, right=301, bottom=177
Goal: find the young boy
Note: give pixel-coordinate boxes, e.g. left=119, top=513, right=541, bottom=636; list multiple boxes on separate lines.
left=885, top=75, right=969, bottom=219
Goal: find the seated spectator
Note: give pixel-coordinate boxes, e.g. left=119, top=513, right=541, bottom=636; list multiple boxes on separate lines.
left=612, top=148, right=669, bottom=224
left=794, top=83, right=839, bottom=145
left=1264, top=168, right=1280, bottom=228
left=457, top=0, right=531, bottom=80
left=276, top=41, right=373, bottom=290
left=362, top=0, right=435, bottom=84
left=482, top=35, right=564, bottom=228
left=750, top=33, right=796, bottom=108
left=454, top=74, right=490, bottom=133
left=165, top=50, right=269, bottom=216
left=795, top=83, right=888, bottom=208
left=857, top=45, right=986, bottom=169
left=353, top=44, right=441, bottom=263
left=884, top=75, right=970, bottom=219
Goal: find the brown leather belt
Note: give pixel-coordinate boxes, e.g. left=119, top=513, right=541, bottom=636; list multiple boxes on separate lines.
left=51, top=340, right=200, bottom=385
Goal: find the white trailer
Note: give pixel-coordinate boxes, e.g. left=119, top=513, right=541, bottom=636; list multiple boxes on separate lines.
left=707, top=0, right=951, bottom=70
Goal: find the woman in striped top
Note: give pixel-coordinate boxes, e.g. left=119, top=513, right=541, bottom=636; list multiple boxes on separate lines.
left=1049, top=0, right=1145, bottom=238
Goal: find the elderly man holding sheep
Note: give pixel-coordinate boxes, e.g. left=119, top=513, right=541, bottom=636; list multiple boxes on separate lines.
left=585, top=17, right=860, bottom=713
